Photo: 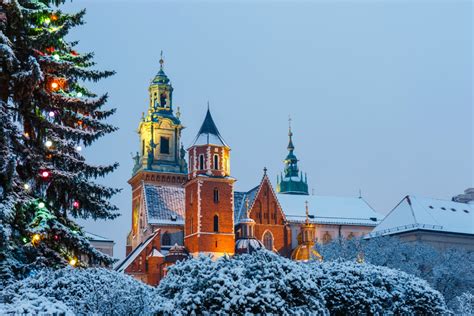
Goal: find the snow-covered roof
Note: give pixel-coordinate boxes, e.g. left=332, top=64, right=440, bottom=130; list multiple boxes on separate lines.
left=279, top=195, right=383, bottom=226
left=234, top=186, right=260, bottom=223
left=191, top=109, right=229, bottom=147
left=369, top=196, right=474, bottom=237
left=85, top=232, right=113, bottom=242
left=143, top=184, right=184, bottom=225
left=115, top=230, right=160, bottom=272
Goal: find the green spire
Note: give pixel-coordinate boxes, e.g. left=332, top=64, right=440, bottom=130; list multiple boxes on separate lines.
left=152, top=51, right=170, bottom=84
left=276, top=117, right=309, bottom=195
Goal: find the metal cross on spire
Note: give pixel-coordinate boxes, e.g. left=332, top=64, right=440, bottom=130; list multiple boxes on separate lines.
left=288, top=114, right=292, bottom=132
left=305, top=200, right=310, bottom=224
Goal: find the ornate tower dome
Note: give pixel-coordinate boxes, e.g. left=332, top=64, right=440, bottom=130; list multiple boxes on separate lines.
left=276, top=118, right=309, bottom=195
left=235, top=198, right=265, bottom=254
left=291, top=201, right=322, bottom=262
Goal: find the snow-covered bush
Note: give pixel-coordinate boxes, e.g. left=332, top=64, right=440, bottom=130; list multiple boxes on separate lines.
left=451, top=292, right=474, bottom=316
left=318, top=236, right=474, bottom=305
left=156, top=250, right=328, bottom=315
left=308, top=260, right=448, bottom=315
left=0, top=294, right=74, bottom=315
left=1, top=267, right=158, bottom=315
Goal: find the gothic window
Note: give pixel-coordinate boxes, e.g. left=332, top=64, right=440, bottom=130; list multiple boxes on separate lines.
left=162, top=232, right=171, bottom=246
left=213, top=215, right=219, bottom=232
left=263, top=231, right=274, bottom=251
left=160, top=137, right=170, bottom=154
left=213, top=188, right=219, bottom=203
left=160, top=93, right=167, bottom=107
left=213, top=154, right=219, bottom=170
left=323, top=232, right=332, bottom=244
left=199, top=155, right=204, bottom=170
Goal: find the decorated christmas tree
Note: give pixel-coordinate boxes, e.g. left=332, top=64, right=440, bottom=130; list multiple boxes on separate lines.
left=0, top=0, right=119, bottom=285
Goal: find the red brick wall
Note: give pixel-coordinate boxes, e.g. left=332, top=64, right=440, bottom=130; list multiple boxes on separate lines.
left=249, top=176, right=292, bottom=257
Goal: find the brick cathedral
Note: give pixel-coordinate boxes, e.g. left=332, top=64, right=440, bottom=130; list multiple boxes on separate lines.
left=116, top=58, right=382, bottom=285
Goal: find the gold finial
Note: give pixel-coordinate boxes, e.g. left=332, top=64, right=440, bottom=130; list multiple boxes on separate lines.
left=159, top=50, right=164, bottom=69
left=288, top=114, right=292, bottom=132
left=245, top=197, right=250, bottom=218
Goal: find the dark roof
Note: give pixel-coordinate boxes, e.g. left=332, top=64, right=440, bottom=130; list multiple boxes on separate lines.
left=191, top=109, right=228, bottom=147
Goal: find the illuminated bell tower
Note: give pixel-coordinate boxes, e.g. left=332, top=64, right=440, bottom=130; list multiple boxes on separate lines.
left=184, top=108, right=235, bottom=258
left=127, top=54, right=187, bottom=253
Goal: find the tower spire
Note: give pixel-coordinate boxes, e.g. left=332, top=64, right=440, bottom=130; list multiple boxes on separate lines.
left=305, top=200, right=310, bottom=224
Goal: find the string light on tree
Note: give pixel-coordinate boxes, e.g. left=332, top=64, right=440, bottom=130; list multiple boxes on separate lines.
left=40, top=170, right=50, bottom=179
left=73, top=200, right=80, bottom=209
left=51, top=81, right=59, bottom=90
left=76, top=92, right=83, bottom=98
left=45, top=140, right=53, bottom=148
left=31, top=234, right=41, bottom=245
left=24, top=183, right=30, bottom=190
left=53, top=54, right=60, bottom=61
left=48, top=111, right=55, bottom=117
left=76, top=145, right=82, bottom=152
left=69, top=258, right=78, bottom=267
left=38, top=202, right=45, bottom=209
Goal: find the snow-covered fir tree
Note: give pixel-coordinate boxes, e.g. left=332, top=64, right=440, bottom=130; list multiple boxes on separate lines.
left=0, top=0, right=118, bottom=285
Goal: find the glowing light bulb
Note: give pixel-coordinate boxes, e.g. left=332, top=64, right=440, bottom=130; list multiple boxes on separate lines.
left=24, top=183, right=30, bottom=190
left=53, top=54, right=60, bottom=61
left=45, top=140, right=53, bottom=148
left=69, top=258, right=77, bottom=266
left=76, top=92, right=83, bottom=98
left=41, top=171, right=50, bottom=178
left=48, top=111, right=55, bottom=117
left=73, top=200, right=80, bottom=208
left=38, top=202, right=45, bottom=209
left=76, top=146, right=82, bottom=152
left=51, top=82, right=58, bottom=89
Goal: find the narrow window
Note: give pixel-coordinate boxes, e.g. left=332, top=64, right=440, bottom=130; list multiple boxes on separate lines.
left=160, top=137, right=170, bottom=154
left=142, top=140, right=145, bottom=156
left=213, top=154, right=219, bottom=170
left=199, top=155, right=204, bottom=170
left=213, top=215, right=219, bottom=232
left=213, top=188, right=219, bottom=203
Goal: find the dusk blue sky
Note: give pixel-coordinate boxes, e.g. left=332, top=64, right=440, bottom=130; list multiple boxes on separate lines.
left=62, top=1, right=473, bottom=260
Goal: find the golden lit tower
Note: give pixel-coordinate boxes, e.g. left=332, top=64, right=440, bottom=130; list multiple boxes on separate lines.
left=291, top=201, right=322, bottom=261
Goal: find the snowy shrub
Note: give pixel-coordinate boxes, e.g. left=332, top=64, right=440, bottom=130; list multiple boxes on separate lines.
left=156, top=250, right=328, bottom=315
left=308, top=260, right=448, bottom=315
left=318, top=236, right=474, bottom=305
left=451, top=292, right=474, bottom=316
left=0, top=294, right=74, bottom=315
left=1, top=267, right=158, bottom=315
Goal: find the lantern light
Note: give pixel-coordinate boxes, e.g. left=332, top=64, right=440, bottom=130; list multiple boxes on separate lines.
left=38, top=202, right=45, bottom=209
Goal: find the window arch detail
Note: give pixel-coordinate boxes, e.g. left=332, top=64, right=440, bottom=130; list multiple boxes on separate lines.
left=262, top=230, right=274, bottom=251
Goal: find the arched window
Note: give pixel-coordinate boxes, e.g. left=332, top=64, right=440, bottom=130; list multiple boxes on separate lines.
left=199, top=155, right=204, bottom=170
left=263, top=231, right=274, bottom=251
left=213, top=154, right=219, bottom=170
left=162, top=232, right=171, bottom=246
left=160, top=93, right=167, bottom=107
left=213, top=215, right=219, bottom=232
left=213, top=188, right=219, bottom=203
